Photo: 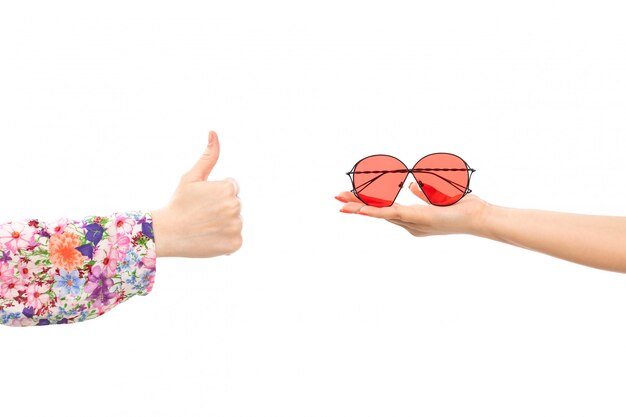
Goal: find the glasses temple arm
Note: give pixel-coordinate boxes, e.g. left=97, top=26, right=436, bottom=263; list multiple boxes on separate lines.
left=411, top=170, right=471, bottom=194
left=347, top=171, right=390, bottom=194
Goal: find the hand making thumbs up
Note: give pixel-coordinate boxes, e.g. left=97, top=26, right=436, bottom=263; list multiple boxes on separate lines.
left=151, top=131, right=242, bottom=258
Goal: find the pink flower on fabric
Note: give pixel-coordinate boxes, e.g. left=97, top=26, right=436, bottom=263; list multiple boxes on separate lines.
left=45, top=218, right=70, bottom=236
left=10, top=317, right=35, bottom=327
left=0, top=261, right=15, bottom=281
left=141, top=246, right=157, bottom=270
left=0, top=268, right=25, bottom=299
left=93, top=246, right=120, bottom=278
left=25, top=283, right=50, bottom=309
left=0, top=223, right=36, bottom=254
left=17, top=258, right=38, bottom=281
left=113, top=214, right=136, bottom=236
left=112, top=233, right=131, bottom=254
left=107, top=216, right=130, bottom=253
left=145, top=276, right=155, bottom=293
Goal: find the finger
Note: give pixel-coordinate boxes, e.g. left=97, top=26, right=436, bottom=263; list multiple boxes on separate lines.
left=224, top=177, right=240, bottom=196
left=357, top=204, right=408, bottom=220
left=408, top=182, right=430, bottom=204
left=341, top=200, right=410, bottom=219
left=335, top=191, right=361, bottom=203
left=339, top=202, right=366, bottom=213
left=182, top=130, right=221, bottom=183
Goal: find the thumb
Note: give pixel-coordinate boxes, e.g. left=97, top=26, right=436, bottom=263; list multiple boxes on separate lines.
left=182, top=131, right=221, bottom=183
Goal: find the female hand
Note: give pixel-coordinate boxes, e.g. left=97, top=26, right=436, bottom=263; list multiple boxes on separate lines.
left=336, top=182, right=489, bottom=237
left=151, top=131, right=243, bottom=258
left=338, top=182, right=626, bottom=273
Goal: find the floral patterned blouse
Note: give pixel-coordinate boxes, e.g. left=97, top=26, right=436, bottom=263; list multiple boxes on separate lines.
left=0, top=210, right=157, bottom=326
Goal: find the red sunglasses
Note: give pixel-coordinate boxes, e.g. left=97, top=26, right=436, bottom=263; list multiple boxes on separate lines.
left=346, top=153, right=476, bottom=207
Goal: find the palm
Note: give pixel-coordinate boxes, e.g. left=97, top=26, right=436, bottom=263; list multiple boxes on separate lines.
left=399, top=194, right=486, bottom=236
left=336, top=188, right=487, bottom=236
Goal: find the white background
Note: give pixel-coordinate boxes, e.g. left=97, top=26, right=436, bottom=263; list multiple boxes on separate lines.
left=1, top=1, right=626, bottom=416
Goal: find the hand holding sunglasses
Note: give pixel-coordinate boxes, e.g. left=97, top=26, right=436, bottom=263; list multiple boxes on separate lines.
left=346, top=153, right=476, bottom=207
left=339, top=155, right=626, bottom=275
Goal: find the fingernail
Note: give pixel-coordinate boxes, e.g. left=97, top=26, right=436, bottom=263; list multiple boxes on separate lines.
left=208, top=131, right=217, bottom=146
left=335, top=196, right=348, bottom=203
left=339, top=209, right=352, bottom=214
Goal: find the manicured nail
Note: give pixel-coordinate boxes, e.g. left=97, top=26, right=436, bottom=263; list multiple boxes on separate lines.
left=339, top=209, right=352, bottom=214
left=335, top=196, right=348, bottom=203
left=208, top=131, right=217, bottom=145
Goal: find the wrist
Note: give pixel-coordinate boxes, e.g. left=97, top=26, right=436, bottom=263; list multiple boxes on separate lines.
left=151, top=208, right=172, bottom=258
left=471, top=202, right=516, bottom=244
left=467, top=201, right=499, bottom=239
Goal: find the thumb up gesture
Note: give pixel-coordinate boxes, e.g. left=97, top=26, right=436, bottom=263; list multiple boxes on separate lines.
left=151, top=131, right=243, bottom=258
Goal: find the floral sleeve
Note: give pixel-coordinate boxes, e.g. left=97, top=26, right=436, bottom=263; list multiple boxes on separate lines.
left=0, top=210, right=157, bottom=327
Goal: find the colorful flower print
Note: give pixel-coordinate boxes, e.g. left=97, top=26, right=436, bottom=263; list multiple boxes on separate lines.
left=0, top=211, right=157, bottom=326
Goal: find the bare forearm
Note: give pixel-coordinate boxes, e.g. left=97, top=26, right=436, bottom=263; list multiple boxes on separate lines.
left=474, top=205, right=626, bottom=273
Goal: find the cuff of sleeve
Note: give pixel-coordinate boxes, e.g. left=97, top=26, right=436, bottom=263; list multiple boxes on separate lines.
left=114, top=210, right=157, bottom=296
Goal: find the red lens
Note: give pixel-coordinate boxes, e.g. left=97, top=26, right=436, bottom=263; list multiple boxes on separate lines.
left=351, top=155, right=408, bottom=207
left=411, top=153, right=469, bottom=206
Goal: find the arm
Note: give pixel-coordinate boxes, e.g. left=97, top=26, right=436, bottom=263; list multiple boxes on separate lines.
left=0, top=211, right=156, bottom=326
left=1, top=131, right=242, bottom=327
left=336, top=182, right=626, bottom=274
left=474, top=205, right=626, bottom=273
